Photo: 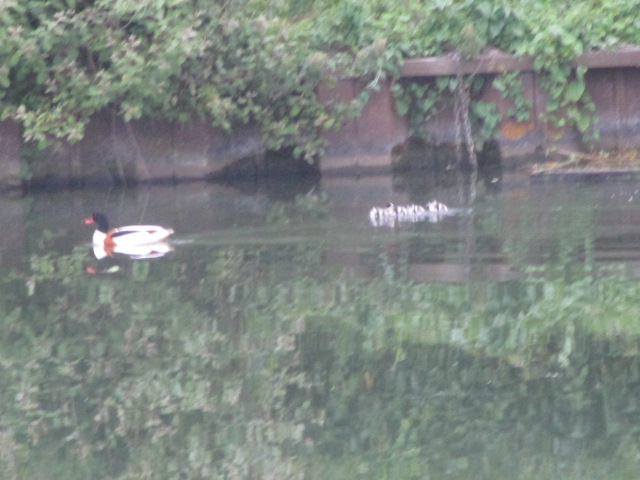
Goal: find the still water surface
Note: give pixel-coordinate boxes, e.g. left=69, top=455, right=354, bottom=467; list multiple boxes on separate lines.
left=2, top=174, right=640, bottom=479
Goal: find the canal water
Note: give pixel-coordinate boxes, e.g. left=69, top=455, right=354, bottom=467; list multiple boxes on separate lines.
left=2, top=172, right=640, bottom=479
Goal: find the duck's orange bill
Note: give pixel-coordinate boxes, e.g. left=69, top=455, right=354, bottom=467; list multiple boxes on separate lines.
left=84, top=217, right=95, bottom=224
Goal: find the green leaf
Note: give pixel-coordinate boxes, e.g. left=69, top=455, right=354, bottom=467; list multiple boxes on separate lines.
left=566, top=81, right=585, bottom=103
left=575, top=112, right=591, bottom=133
left=395, top=97, right=409, bottom=116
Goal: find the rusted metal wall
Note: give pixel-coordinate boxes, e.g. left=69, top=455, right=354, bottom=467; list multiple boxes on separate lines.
left=322, top=48, right=640, bottom=170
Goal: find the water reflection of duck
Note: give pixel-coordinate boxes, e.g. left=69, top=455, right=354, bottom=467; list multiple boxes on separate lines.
left=91, top=241, right=174, bottom=260
left=84, top=213, right=174, bottom=258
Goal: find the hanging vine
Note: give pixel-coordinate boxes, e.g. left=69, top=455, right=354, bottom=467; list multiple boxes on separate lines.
left=453, top=53, right=477, bottom=172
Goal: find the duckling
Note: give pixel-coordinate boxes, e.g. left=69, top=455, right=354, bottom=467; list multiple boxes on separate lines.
left=369, top=203, right=394, bottom=222
left=407, top=204, right=427, bottom=216
left=427, top=200, right=448, bottom=213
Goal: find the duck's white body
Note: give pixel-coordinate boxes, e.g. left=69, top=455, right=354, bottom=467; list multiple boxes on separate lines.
left=85, top=213, right=174, bottom=257
left=91, top=225, right=174, bottom=247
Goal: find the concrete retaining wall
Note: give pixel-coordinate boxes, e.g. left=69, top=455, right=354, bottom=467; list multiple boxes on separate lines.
left=30, top=112, right=267, bottom=187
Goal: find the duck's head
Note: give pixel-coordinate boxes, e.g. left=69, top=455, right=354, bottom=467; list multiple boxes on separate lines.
left=84, top=213, right=109, bottom=233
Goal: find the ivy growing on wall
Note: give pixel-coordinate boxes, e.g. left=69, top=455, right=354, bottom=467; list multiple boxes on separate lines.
left=296, top=0, right=640, bottom=149
left=0, top=0, right=345, bottom=161
left=1, top=0, right=639, bottom=163
left=379, top=0, right=633, bottom=148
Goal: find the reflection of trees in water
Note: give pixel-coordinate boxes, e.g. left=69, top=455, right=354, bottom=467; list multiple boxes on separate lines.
left=298, top=282, right=640, bottom=478
left=2, top=233, right=640, bottom=478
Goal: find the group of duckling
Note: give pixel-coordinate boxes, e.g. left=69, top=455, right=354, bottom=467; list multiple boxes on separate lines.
left=369, top=200, right=450, bottom=227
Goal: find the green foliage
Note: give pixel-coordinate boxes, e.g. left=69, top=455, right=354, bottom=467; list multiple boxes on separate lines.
left=492, top=71, right=532, bottom=122
left=373, top=0, right=639, bottom=147
left=0, top=0, right=350, bottom=160
left=1, top=0, right=639, bottom=163
left=392, top=77, right=455, bottom=138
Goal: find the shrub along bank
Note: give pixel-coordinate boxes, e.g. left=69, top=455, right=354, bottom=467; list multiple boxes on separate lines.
left=1, top=0, right=639, bottom=169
